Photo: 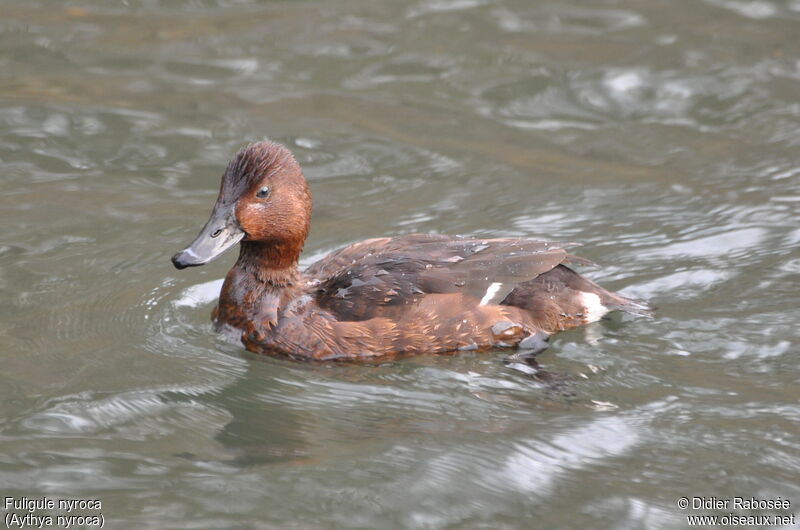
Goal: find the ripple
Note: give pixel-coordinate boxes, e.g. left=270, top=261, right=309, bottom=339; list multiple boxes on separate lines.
left=18, top=385, right=230, bottom=440
left=626, top=268, right=732, bottom=301
left=500, top=416, right=639, bottom=493
left=705, top=0, right=780, bottom=19
left=491, top=6, right=645, bottom=34
left=407, top=0, right=489, bottom=18
left=343, top=54, right=457, bottom=89
left=173, top=279, right=224, bottom=309
left=638, top=227, right=766, bottom=260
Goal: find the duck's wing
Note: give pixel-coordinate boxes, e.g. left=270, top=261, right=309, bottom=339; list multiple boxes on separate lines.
left=307, top=234, right=590, bottom=321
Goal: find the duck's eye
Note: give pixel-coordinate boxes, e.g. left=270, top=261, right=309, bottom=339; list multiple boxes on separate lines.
left=256, top=186, right=270, bottom=199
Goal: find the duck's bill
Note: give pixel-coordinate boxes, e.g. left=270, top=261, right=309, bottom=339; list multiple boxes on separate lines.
left=171, top=209, right=244, bottom=270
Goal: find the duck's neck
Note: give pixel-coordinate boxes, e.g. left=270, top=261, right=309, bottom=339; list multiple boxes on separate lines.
left=215, top=241, right=305, bottom=336
left=235, top=240, right=303, bottom=286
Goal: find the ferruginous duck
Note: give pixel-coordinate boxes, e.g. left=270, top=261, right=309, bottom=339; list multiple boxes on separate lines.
left=171, top=141, right=650, bottom=361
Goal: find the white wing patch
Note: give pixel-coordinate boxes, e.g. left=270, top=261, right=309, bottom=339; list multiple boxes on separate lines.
left=580, top=292, right=609, bottom=322
left=480, top=282, right=503, bottom=306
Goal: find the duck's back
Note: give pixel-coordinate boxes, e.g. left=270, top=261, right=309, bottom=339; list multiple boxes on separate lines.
left=289, top=234, right=648, bottom=359
left=306, top=234, right=570, bottom=318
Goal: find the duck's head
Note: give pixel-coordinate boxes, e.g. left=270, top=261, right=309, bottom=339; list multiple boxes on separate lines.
left=171, top=141, right=311, bottom=270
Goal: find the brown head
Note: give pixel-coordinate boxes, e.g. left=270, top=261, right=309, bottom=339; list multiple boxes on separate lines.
left=171, top=141, right=312, bottom=270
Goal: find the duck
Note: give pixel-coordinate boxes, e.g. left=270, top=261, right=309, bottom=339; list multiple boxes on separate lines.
left=171, top=141, right=650, bottom=361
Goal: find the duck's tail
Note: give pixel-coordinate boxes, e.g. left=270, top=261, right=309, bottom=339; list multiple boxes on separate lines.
left=568, top=268, right=654, bottom=320
left=500, top=265, right=652, bottom=331
left=603, top=292, right=654, bottom=318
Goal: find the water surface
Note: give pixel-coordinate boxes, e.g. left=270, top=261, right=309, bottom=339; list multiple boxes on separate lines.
left=1, top=0, right=799, bottom=528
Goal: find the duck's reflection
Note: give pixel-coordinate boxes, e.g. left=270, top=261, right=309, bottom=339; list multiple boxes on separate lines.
left=165, top=338, right=597, bottom=468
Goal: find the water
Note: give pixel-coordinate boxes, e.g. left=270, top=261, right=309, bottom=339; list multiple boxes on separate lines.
left=1, top=0, right=798, bottom=528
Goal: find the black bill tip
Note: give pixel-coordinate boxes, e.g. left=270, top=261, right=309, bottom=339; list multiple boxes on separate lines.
left=171, top=250, right=200, bottom=270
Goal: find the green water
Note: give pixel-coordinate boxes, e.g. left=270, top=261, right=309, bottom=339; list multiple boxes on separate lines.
left=1, top=0, right=799, bottom=528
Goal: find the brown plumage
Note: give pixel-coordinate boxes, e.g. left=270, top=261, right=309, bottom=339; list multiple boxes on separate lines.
left=172, top=141, right=650, bottom=362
